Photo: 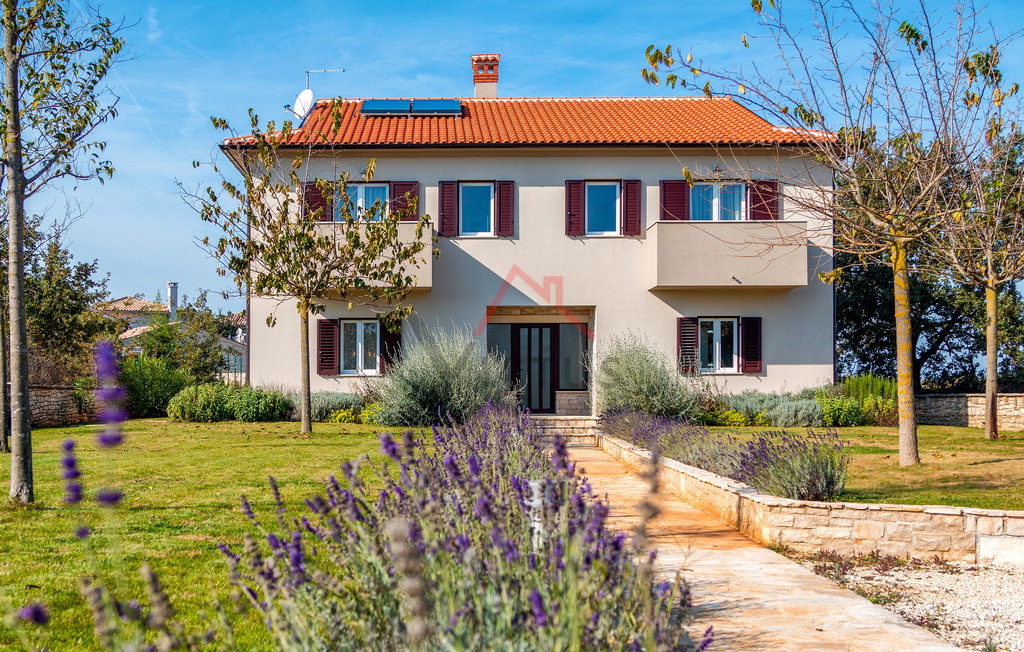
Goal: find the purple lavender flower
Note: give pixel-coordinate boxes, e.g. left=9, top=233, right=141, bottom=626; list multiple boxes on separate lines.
left=62, top=441, right=83, bottom=505
left=94, top=341, right=126, bottom=449
left=65, top=482, right=83, bottom=505
left=218, top=543, right=240, bottom=562
left=267, top=534, right=281, bottom=550
left=468, top=455, right=482, bottom=478
left=240, top=494, right=257, bottom=522
left=697, top=626, right=714, bottom=651
left=472, top=495, right=492, bottom=521
left=287, top=531, right=307, bottom=581
left=94, top=341, right=118, bottom=382
left=529, top=588, right=547, bottom=627
left=379, top=433, right=400, bottom=461
left=18, top=603, right=49, bottom=625
left=75, top=526, right=91, bottom=539
left=96, top=427, right=124, bottom=447
left=97, top=488, right=123, bottom=507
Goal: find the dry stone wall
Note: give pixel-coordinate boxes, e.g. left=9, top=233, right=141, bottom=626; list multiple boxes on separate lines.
left=29, top=386, right=94, bottom=427
left=599, top=434, right=1024, bottom=565
left=916, top=393, right=1024, bottom=430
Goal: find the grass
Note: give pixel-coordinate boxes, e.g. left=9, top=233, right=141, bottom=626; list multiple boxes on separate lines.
left=0, top=419, right=388, bottom=650
left=709, top=424, right=1024, bottom=510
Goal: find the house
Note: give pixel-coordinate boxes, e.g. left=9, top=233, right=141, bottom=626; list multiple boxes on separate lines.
left=234, top=54, right=834, bottom=415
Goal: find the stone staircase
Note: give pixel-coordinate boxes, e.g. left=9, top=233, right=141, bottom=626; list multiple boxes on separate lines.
left=529, top=415, right=599, bottom=445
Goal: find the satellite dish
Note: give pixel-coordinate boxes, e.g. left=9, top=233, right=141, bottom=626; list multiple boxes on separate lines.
left=291, top=88, right=314, bottom=121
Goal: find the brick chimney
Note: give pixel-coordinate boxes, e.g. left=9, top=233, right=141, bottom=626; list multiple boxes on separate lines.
left=471, top=54, right=500, bottom=98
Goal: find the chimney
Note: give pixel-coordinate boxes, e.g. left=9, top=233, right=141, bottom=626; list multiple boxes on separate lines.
left=471, top=53, right=500, bottom=98
left=167, top=282, right=178, bottom=322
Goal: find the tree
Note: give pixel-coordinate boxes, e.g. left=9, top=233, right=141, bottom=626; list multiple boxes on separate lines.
left=187, top=109, right=434, bottom=433
left=3, top=0, right=123, bottom=502
left=642, top=1, right=1016, bottom=465
left=135, top=292, right=228, bottom=383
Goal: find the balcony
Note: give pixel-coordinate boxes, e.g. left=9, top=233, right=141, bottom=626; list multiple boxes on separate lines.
left=316, top=220, right=433, bottom=289
left=646, top=220, right=808, bottom=290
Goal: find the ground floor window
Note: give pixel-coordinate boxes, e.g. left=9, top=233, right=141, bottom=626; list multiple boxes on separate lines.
left=341, top=320, right=379, bottom=374
left=699, top=318, right=737, bottom=374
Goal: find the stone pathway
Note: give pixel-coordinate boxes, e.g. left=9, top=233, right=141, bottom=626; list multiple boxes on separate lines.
left=569, top=444, right=964, bottom=651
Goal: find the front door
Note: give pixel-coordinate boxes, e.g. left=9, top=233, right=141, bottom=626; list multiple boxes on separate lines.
left=511, top=324, right=557, bottom=413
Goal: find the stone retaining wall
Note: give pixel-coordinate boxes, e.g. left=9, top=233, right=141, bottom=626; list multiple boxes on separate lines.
left=598, top=434, right=1024, bottom=565
left=916, top=393, right=1024, bottom=430
left=555, top=391, right=590, bottom=416
left=29, top=386, right=94, bottom=428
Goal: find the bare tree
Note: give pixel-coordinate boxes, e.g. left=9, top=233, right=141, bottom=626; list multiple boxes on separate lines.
left=186, top=108, right=434, bottom=434
left=3, top=0, right=123, bottom=502
left=642, top=0, right=1017, bottom=465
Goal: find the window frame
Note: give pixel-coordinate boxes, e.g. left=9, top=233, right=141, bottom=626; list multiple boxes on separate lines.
left=458, top=182, right=496, bottom=237
left=584, top=180, right=621, bottom=235
left=698, top=317, right=739, bottom=374
left=335, top=182, right=390, bottom=222
left=339, top=319, right=381, bottom=375
left=690, top=182, right=747, bottom=222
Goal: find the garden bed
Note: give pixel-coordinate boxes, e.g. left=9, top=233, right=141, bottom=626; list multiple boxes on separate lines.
left=598, top=433, right=1024, bottom=565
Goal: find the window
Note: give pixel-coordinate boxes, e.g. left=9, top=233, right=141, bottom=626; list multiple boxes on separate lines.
left=459, top=183, right=494, bottom=235
left=558, top=323, right=589, bottom=390
left=699, top=318, right=738, bottom=373
left=340, top=320, right=380, bottom=374
left=336, top=183, right=389, bottom=221
left=691, top=182, right=746, bottom=221
left=585, top=182, right=619, bottom=234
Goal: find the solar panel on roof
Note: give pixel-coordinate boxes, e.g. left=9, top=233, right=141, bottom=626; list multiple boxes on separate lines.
left=360, top=99, right=411, bottom=115
left=410, top=99, right=463, bottom=115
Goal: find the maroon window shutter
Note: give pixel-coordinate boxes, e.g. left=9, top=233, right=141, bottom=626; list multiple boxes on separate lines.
left=748, top=180, right=779, bottom=221
left=304, top=181, right=333, bottom=222
left=316, top=319, right=339, bottom=375
left=677, top=317, right=699, bottom=374
left=741, top=317, right=763, bottom=373
left=565, top=180, right=584, bottom=236
left=660, top=180, right=690, bottom=221
left=438, top=181, right=458, bottom=236
left=379, top=320, right=403, bottom=373
left=390, top=181, right=420, bottom=221
left=621, top=179, right=642, bottom=235
left=495, top=181, right=515, bottom=237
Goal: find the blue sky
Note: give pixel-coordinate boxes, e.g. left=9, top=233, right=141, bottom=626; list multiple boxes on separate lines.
left=36, top=0, right=1023, bottom=314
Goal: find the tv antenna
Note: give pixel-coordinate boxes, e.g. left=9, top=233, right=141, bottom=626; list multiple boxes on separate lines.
left=284, top=68, right=345, bottom=121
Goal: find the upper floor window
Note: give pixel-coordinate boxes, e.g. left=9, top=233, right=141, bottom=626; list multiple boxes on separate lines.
left=460, top=182, right=495, bottom=236
left=585, top=182, right=620, bottom=234
left=691, top=182, right=746, bottom=221
left=337, top=183, right=389, bottom=221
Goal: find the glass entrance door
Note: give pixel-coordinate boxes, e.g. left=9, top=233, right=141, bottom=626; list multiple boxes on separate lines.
left=511, top=324, right=556, bottom=413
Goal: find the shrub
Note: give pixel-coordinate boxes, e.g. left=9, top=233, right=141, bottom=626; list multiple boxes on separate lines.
left=763, top=398, right=823, bottom=427
left=326, top=407, right=360, bottom=423
left=295, top=392, right=364, bottom=422
left=816, top=392, right=864, bottom=427
left=375, top=328, right=517, bottom=426
left=735, top=430, right=850, bottom=501
left=166, top=383, right=235, bottom=422
left=603, top=410, right=849, bottom=501
left=120, top=355, right=190, bottom=418
left=228, top=386, right=290, bottom=422
left=840, top=373, right=897, bottom=402
left=863, top=394, right=898, bottom=426
left=718, top=409, right=749, bottom=427
left=595, top=334, right=701, bottom=421
left=360, top=401, right=384, bottom=425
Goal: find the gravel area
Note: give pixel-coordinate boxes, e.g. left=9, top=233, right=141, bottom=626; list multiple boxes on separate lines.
left=793, top=553, right=1024, bottom=651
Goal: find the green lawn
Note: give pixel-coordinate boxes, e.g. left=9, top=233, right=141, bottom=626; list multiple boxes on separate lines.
left=0, top=419, right=387, bottom=650
left=711, top=424, right=1024, bottom=510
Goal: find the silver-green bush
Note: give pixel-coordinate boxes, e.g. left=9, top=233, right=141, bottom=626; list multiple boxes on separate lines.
left=375, top=328, right=517, bottom=426
left=762, top=398, right=824, bottom=427
left=228, top=386, right=290, bottom=422
left=595, top=334, right=701, bottom=420
left=285, top=391, right=364, bottom=422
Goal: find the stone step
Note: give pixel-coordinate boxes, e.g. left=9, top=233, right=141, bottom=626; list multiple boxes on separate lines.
left=538, top=433, right=597, bottom=445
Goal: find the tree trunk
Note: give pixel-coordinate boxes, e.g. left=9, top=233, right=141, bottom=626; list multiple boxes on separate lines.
left=984, top=270, right=999, bottom=440
left=5, top=7, right=33, bottom=501
left=892, top=241, right=920, bottom=466
left=298, top=305, right=312, bottom=434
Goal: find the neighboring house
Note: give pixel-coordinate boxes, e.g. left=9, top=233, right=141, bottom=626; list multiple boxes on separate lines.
left=231, top=54, right=834, bottom=415
left=95, top=296, right=170, bottom=330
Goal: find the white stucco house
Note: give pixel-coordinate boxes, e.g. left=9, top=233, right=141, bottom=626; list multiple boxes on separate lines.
left=232, top=54, right=834, bottom=415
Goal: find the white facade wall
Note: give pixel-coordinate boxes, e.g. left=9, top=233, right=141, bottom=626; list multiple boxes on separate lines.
left=248, top=146, right=834, bottom=404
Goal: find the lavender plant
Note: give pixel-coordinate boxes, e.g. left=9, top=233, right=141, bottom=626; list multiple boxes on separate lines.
left=222, top=406, right=696, bottom=650
left=602, top=411, right=850, bottom=501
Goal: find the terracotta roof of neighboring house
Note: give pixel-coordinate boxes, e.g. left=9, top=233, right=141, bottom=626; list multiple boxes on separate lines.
left=97, top=297, right=168, bottom=314
left=225, top=312, right=246, bottom=327
left=119, top=322, right=176, bottom=340
left=223, top=97, right=822, bottom=148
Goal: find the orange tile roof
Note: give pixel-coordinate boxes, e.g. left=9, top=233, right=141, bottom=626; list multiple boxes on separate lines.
left=96, top=297, right=168, bottom=313
left=225, top=97, right=820, bottom=148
